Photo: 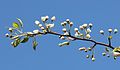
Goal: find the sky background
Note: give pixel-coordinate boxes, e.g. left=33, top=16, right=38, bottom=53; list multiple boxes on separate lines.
left=0, top=0, right=120, bottom=70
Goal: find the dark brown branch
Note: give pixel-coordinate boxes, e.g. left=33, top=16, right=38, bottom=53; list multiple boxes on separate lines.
left=11, top=30, right=115, bottom=49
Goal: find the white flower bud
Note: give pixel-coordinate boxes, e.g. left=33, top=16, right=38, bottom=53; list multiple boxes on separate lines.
left=66, top=19, right=70, bottom=23
left=33, top=30, right=40, bottom=34
left=8, top=28, right=13, bottom=32
left=45, top=16, right=49, bottom=19
left=114, top=29, right=118, bottom=34
left=69, top=22, right=73, bottom=26
left=5, top=33, right=9, bottom=37
left=92, top=57, right=95, bottom=61
left=78, top=47, right=86, bottom=51
left=38, top=24, right=42, bottom=27
left=89, top=23, right=93, bottom=27
left=74, top=28, right=78, bottom=32
left=86, top=34, right=91, bottom=39
left=62, top=28, right=67, bottom=32
left=51, top=16, right=56, bottom=21
left=61, top=22, right=65, bottom=26
left=100, top=30, right=104, bottom=34
left=41, top=16, right=48, bottom=22
left=79, top=26, right=84, bottom=30
left=86, top=28, right=91, bottom=33
left=82, top=24, right=88, bottom=28
left=108, top=28, right=112, bottom=33
left=40, top=27, right=45, bottom=30
left=35, top=20, right=40, bottom=25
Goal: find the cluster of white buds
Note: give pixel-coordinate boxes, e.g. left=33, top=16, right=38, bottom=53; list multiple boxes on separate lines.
left=100, top=28, right=118, bottom=35
left=41, top=16, right=49, bottom=22
left=35, top=20, right=43, bottom=27
left=61, top=21, right=67, bottom=26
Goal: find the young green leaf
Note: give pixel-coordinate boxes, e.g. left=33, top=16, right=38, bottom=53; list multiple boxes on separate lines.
left=17, top=18, right=23, bottom=28
left=33, top=40, right=38, bottom=50
left=20, top=36, right=29, bottom=43
left=12, top=22, right=19, bottom=28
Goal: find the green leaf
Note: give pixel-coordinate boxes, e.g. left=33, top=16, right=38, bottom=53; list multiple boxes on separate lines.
left=11, top=38, right=20, bottom=47
left=12, top=22, right=19, bottom=28
left=20, top=36, right=29, bottom=43
left=33, top=40, right=38, bottom=50
left=17, top=18, right=23, bottom=28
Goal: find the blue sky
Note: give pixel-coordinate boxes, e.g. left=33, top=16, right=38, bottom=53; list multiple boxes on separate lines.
left=0, top=0, right=120, bottom=70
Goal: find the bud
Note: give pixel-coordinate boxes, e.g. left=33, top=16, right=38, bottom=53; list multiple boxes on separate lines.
left=69, top=22, right=73, bottom=27
left=108, top=28, right=112, bottom=33
left=92, top=57, right=95, bottom=61
left=38, top=24, right=42, bottom=27
left=102, top=52, right=106, bottom=56
left=62, top=28, right=67, bottom=32
left=86, top=28, right=91, bottom=33
left=40, top=27, right=45, bottom=30
left=79, top=26, right=84, bottom=30
left=114, top=29, right=118, bottom=34
left=8, top=28, right=13, bottom=33
left=45, top=16, right=49, bottom=20
left=107, top=55, right=110, bottom=57
left=100, top=30, right=104, bottom=34
left=5, top=33, right=9, bottom=37
left=33, top=30, right=40, bottom=34
left=82, top=24, right=88, bottom=28
left=35, top=20, right=40, bottom=25
left=74, top=28, right=78, bottom=32
left=86, top=55, right=90, bottom=58
left=51, top=16, right=56, bottom=21
left=86, top=34, right=91, bottom=39
left=78, top=47, right=86, bottom=51
left=66, top=19, right=70, bottom=23
left=89, top=23, right=93, bottom=27
left=88, top=47, right=92, bottom=51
